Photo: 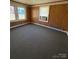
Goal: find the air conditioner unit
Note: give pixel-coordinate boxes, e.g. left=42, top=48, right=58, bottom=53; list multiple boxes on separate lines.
left=40, top=16, right=47, bottom=21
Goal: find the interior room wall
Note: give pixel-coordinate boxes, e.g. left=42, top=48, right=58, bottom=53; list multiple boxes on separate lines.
left=10, top=1, right=68, bottom=31
left=31, top=3, right=68, bottom=31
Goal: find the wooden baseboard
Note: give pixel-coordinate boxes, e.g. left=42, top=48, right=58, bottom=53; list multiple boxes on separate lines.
left=10, top=22, right=68, bottom=34
left=33, top=23, right=68, bottom=34
left=10, top=23, right=30, bottom=29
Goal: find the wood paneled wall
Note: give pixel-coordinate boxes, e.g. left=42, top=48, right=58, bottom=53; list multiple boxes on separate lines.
left=31, top=4, right=68, bottom=31
left=10, top=1, right=68, bottom=31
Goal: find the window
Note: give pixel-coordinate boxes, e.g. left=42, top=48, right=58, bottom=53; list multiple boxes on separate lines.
left=10, top=3, right=26, bottom=21
left=17, top=7, right=26, bottom=19
left=10, top=6, right=15, bottom=20
left=39, top=6, right=49, bottom=22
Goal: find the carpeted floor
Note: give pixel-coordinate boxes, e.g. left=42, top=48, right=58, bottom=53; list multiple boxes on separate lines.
left=10, top=24, right=68, bottom=59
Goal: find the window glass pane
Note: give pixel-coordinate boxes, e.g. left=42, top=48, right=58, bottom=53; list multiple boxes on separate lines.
left=40, top=6, right=49, bottom=17
left=10, top=6, right=15, bottom=20
left=39, top=6, right=49, bottom=21
left=17, top=7, right=26, bottom=19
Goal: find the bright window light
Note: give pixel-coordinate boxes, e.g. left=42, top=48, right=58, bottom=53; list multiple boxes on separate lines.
left=10, top=6, right=16, bottom=20
left=39, top=6, right=49, bottom=22
left=17, top=7, right=26, bottom=20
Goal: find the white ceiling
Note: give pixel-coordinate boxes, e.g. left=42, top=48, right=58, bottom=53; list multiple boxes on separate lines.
left=13, top=0, right=64, bottom=5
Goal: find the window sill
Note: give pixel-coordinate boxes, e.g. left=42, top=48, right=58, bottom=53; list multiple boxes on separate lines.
left=39, top=19, right=48, bottom=22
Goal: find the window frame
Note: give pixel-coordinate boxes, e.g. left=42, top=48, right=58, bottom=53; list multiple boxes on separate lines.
left=39, top=6, right=49, bottom=22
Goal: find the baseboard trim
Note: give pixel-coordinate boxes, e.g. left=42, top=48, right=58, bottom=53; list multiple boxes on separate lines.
left=33, top=23, right=68, bottom=34
left=10, top=23, right=29, bottom=29
left=10, top=22, right=68, bottom=34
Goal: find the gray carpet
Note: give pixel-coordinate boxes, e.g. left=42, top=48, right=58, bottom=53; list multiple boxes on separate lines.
left=10, top=24, right=68, bottom=59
